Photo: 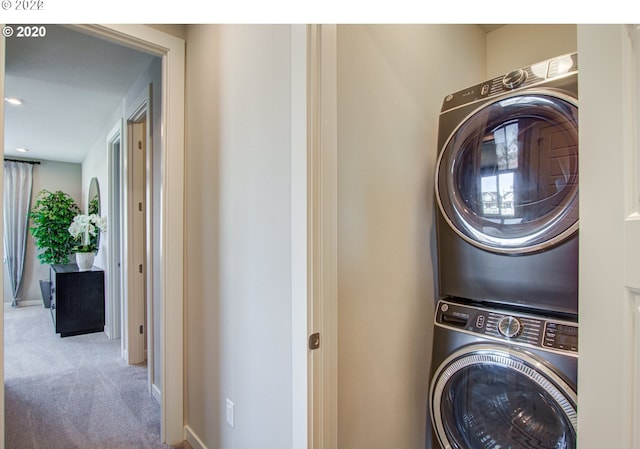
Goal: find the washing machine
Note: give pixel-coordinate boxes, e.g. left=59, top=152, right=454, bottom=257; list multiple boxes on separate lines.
left=435, top=53, right=579, bottom=315
left=428, top=298, right=578, bottom=449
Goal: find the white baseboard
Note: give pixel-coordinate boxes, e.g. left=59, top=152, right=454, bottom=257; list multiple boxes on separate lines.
left=185, top=425, right=208, bottom=449
left=15, top=299, right=42, bottom=307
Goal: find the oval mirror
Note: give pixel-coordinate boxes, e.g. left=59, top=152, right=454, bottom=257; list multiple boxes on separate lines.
left=88, top=177, right=101, bottom=248
left=88, top=177, right=100, bottom=215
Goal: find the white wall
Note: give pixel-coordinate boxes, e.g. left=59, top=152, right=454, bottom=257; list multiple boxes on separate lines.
left=486, top=24, right=577, bottom=77
left=3, top=160, right=81, bottom=304
left=82, top=105, right=119, bottom=269
left=336, top=24, right=486, bottom=449
left=185, top=24, right=300, bottom=449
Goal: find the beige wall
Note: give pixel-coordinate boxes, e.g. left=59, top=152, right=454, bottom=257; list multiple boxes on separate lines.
left=185, top=24, right=302, bottom=449
left=185, top=24, right=221, bottom=448
left=486, top=24, right=577, bottom=77
left=3, top=160, right=81, bottom=304
left=336, top=24, right=486, bottom=449
left=147, top=24, right=186, bottom=40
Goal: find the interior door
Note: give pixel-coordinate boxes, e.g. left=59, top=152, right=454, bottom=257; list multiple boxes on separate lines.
left=126, top=118, right=147, bottom=365
left=577, top=24, right=640, bottom=449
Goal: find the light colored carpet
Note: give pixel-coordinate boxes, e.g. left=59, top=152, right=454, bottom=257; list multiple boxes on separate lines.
left=4, top=304, right=176, bottom=449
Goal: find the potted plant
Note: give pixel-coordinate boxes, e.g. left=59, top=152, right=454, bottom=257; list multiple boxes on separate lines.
left=68, top=213, right=107, bottom=271
left=28, top=189, right=81, bottom=307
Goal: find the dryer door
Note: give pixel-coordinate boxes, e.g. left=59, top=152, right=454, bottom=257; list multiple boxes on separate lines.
left=430, top=344, right=577, bottom=449
left=436, top=91, right=578, bottom=254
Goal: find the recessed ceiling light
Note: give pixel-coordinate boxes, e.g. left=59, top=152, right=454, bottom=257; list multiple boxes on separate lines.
left=16, top=148, right=28, bottom=153
left=4, top=97, right=24, bottom=105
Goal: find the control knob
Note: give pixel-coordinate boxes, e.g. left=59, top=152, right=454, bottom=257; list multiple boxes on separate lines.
left=502, top=69, right=526, bottom=89
left=497, top=316, right=522, bottom=338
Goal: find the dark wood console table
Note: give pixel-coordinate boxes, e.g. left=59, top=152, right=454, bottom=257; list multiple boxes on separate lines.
left=50, top=263, right=105, bottom=337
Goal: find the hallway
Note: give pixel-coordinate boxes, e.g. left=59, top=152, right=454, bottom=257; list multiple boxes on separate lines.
left=4, top=304, right=174, bottom=449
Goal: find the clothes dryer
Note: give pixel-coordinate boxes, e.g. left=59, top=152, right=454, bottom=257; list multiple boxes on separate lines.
left=435, top=53, right=579, bottom=315
left=429, top=298, right=578, bottom=449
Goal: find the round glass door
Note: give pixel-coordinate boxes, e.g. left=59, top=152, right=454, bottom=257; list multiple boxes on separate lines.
left=430, top=345, right=577, bottom=449
left=436, top=91, right=578, bottom=254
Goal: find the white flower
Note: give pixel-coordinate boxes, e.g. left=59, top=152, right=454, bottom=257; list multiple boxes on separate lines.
left=90, top=214, right=107, bottom=233
left=69, top=213, right=107, bottom=249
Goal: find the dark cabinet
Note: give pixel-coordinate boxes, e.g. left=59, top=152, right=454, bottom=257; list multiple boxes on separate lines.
left=50, top=264, right=105, bottom=337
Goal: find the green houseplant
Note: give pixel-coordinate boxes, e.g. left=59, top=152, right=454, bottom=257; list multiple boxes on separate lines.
left=29, top=189, right=81, bottom=264
left=29, top=190, right=81, bottom=306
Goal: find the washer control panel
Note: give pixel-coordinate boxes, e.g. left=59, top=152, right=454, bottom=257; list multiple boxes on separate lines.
left=436, top=299, right=578, bottom=354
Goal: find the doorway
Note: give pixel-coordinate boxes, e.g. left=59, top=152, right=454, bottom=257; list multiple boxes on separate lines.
left=107, top=121, right=123, bottom=343
left=0, top=24, right=185, bottom=446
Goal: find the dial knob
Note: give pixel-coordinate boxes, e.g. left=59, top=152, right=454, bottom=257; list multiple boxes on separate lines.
left=497, top=316, right=522, bottom=338
left=502, top=69, right=526, bottom=89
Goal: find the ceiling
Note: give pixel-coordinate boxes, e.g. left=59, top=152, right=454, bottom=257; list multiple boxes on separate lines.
left=3, top=25, right=155, bottom=164
left=4, top=24, right=502, bottom=165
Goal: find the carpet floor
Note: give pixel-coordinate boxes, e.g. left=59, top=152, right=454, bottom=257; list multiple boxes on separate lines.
left=4, top=303, right=176, bottom=449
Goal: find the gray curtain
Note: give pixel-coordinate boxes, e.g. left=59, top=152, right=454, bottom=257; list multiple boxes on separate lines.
left=3, top=161, right=34, bottom=307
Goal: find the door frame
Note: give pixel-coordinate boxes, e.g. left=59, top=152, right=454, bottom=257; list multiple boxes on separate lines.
left=0, top=22, right=6, bottom=448
left=308, top=24, right=339, bottom=449
left=107, top=119, right=124, bottom=342
left=123, top=93, right=153, bottom=366
left=87, top=25, right=185, bottom=445
left=1, top=26, right=176, bottom=447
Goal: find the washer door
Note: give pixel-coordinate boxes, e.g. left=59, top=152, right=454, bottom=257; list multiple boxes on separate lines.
left=436, top=91, right=578, bottom=254
left=430, top=344, right=577, bottom=449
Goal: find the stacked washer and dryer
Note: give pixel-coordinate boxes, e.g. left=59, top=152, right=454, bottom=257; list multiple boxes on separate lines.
left=429, top=54, right=579, bottom=449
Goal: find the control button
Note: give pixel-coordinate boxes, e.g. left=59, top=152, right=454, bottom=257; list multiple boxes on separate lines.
left=475, top=315, right=486, bottom=329
left=497, top=316, right=522, bottom=338
left=502, top=69, right=526, bottom=89
left=440, top=303, right=449, bottom=312
left=445, top=94, right=453, bottom=102
left=481, top=84, right=490, bottom=96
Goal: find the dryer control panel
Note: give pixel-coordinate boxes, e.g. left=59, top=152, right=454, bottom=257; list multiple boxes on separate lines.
left=440, top=53, right=578, bottom=113
left=435, top=299, right=578, bottom=355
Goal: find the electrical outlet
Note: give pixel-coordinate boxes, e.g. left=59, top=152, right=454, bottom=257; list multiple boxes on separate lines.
left=226, top=398, right=234, bottom=428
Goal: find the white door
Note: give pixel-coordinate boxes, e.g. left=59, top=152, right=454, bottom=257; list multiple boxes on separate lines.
left=577, top=24, right=640, bottom=448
